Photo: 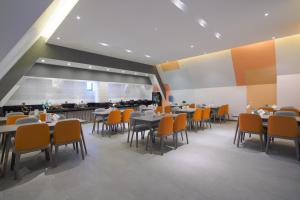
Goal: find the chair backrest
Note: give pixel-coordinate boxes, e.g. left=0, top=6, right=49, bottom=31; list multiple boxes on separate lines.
left=173, top=113, right=187, bottom=132
left=268, top=115, right=299, bottom=138
left=279, top=108, right=299, bottom=116
left=6, top=115, right=27, bottom=125
left=192, top=108, right=203, bottom=121
left=164, top=106, right=171, bottom=113
left=15, top=123, right=50, bottom=152
left=157, top=115, right=174, bottom=136
left=239, top=113, right=263, bottom=133
left=155, top=106, right=162, bottom=113
left=39, top=113, right=46, bottom=122
left=189, top=103, right=196, bottom=108
left=5, top=112, right=24, bottom=117
left=107, top=110, right=122, bottom=125
left=122, top=109, right=134, bottom=123
left=53, top=119, right=81, bottom=145
left=217, top=105, right=226, bottom=116
left=275, top=111, right=297, bottom=117
left=202, top=107, right=211, bottom=120
left=224, top=104, right=229, bottom=113
left=16, top=116, right=39, bottom=124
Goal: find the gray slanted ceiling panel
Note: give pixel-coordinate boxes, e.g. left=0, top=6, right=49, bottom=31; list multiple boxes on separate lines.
left=27, top=64, right=151, bottom=85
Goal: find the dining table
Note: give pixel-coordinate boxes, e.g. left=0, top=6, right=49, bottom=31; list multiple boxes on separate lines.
left=0, top=118, right=87, bottom=177
left=130, top=113, right=178, bottom=153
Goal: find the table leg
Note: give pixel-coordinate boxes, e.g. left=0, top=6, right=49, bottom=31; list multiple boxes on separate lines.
left=80, top=126, right=88, bottom=155
left=233, top=117, right=239, bottom=144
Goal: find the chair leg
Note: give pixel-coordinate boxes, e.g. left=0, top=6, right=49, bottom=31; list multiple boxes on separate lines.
left=75, top=142, right=79, bottom=154
left=10, top=152, right=15, bottom=170
left=160, top=137, right=164, bottom=155
left=127, top=128, right=131, bottom=143
left=136, top=131, right=138, bottom=148
left=237, top=131, right=241, bottom=147
left=259, top=134, right=264, bottom=152
left=265, top=137, right=270, bottom=154
left=73, top=143, right=76, bottom=150
left=1, top=138, right=7, bottom=163
left=185, top=129, right=189, bottom=144
left=14, top=153, right=21, bottom=180
left=79, top=140, right=85, bottom=160
left=130, top=131, right=135, bottom=147
left=146, top=133, right=149, bottom=151
left=54, top=145, right=59, bottom=167
left=180, top=132, right=184, bottom=141
left=295, top=139, right=300, bottom=161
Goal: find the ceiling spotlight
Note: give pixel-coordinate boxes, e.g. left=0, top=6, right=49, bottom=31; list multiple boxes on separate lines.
left=264, top=13, right=269, bottom=17
left=215, top=32, right=222, bottom=39
left=56, top=37, right=61, bottom=40
left=134, top=72, right=138, bottom=75
left=190, top=44, right=194, bottom=48
left=106, top=68, right=110, bottom=71
left=88, top=65, right=92, bottom=69
left=121, top=70, right=125, bottom=73
left=99, top=42, right=109, bottom=47
left=76, top=15, right=81, bottom=20
left=125, top=49, right=132, bottom=53
left=41, top=59, right=45, bottom=63
left=170, top=0, right=187, bottom=12
left=145, top=54, right=151, bottom=58
left=198, top=19, right=207, bottom=28
left=67, top=62, right=71, bottom=66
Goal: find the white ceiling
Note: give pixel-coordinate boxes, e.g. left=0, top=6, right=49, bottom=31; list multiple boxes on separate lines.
left=48, top=0, right=300, bottom=65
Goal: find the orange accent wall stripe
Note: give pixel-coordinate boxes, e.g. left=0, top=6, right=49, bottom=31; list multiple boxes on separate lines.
left=231, top=40, right=276, bottom=86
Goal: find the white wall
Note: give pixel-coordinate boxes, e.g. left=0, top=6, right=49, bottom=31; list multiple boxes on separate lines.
left=277, top=74, right=300, bottom=108
left=171, top=86, right=247, bottom=117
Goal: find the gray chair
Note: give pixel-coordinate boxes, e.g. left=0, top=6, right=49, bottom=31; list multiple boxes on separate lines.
left=15, top=116, right=39, bottom=124
left=5, top=112, right=24, bottom=117
left=92, top=108, right=107, bottom=134
left=129, top=112, right=149, bottom=148
left=275, top=111, right=297, bottom=117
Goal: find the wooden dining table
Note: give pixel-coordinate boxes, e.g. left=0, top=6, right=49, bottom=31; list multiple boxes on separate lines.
left=0, top=118, right=87, bottom=177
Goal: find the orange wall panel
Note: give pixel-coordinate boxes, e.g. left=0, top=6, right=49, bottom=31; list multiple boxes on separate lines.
left=247, top=84, right=277, bottom=109
left=159, top=61, right=180, bottom=71
left=231, top=40, right=276, bottom=85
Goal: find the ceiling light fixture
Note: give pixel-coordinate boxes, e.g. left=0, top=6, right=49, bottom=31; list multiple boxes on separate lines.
left=190, top=45, right=194, bottom=48
left=170, top=0, right=187, bottom=11
left=106, top=68, right=110, bottom=71
left=76, top=15, right=81, bottom=20
left=145, top=54, right=151, bottom=58
left=121, top=70, right=125, bottom=73
left=88, top=65, right=92, bottom=69
left=56, top=37, right=61, bottom=40
left=67, top=62, right=71, bottom=66
left=264, top=12, right=269, bottom=17
left=99, top=42, right=109, bottom=47
left=41, top=59, right=45, bottom=63
left=215, top=32, right=222, bottom=39
left=125, top=49, right=132, bottom=53
left=198, top=19, right=207, bottom=28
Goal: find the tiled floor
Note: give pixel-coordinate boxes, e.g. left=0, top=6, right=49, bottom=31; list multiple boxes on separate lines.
left=0, top=122, right=299, bottom=200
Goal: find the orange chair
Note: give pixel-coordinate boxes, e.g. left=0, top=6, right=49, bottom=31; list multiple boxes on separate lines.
left=6, top=115, right=27, bottom=125
left=164, top=106, right=171, bottom=114
left=11, top=123, right=51, bottom=179
left=189, top=103, right=196, bottom=109
left=191, top=108, right=203, bottom=130
left=224, top=104, right=230, bottom=120
left=173, top=113, right=188, bottom=147
left=102, top=110, right=122, bottom=136
left=122, top=108, right=134, bottom=132
left=39, top=113, right=46, bottom=122
left=53, top=119, right=84, bottom=166
left=155, top=106, right=163, bottom=113
left=202, top=107, right=211, bottom=128
left=146, top=115, right=174, bottom=155
left=279, top=108, right=299, bottom=117
left=237, top=113, right=265, bottom=151
left=266, top=116, right=300, bottom=160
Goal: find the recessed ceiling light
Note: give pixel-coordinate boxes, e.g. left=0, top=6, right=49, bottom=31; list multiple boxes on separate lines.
left=215, top=32, right=222, bottom=39
left=67, top=62, right=71, bottom=66
left=88, top=65, right=92, bottom=69
left=264, top=13, right=269, bottom=17
left=56, top=37, right=61, bottom=40
left=170, top=0, right=187, bottom=12
left=198, top=19, right=207, bottom=28
left=190, top=44, right=194, bottom=48
left=121, top=70, right=125, bottom=73
left=41, top=59, right=45, bottom=63
left=145, top=54, right=151, bottom=58
left=99, top=42, right=109, bottom=47
left=106, top=68, right=110, bottom=71
left=125, top=49, right=132, bottom=53
left=76, top=15, right=81, bottom=20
